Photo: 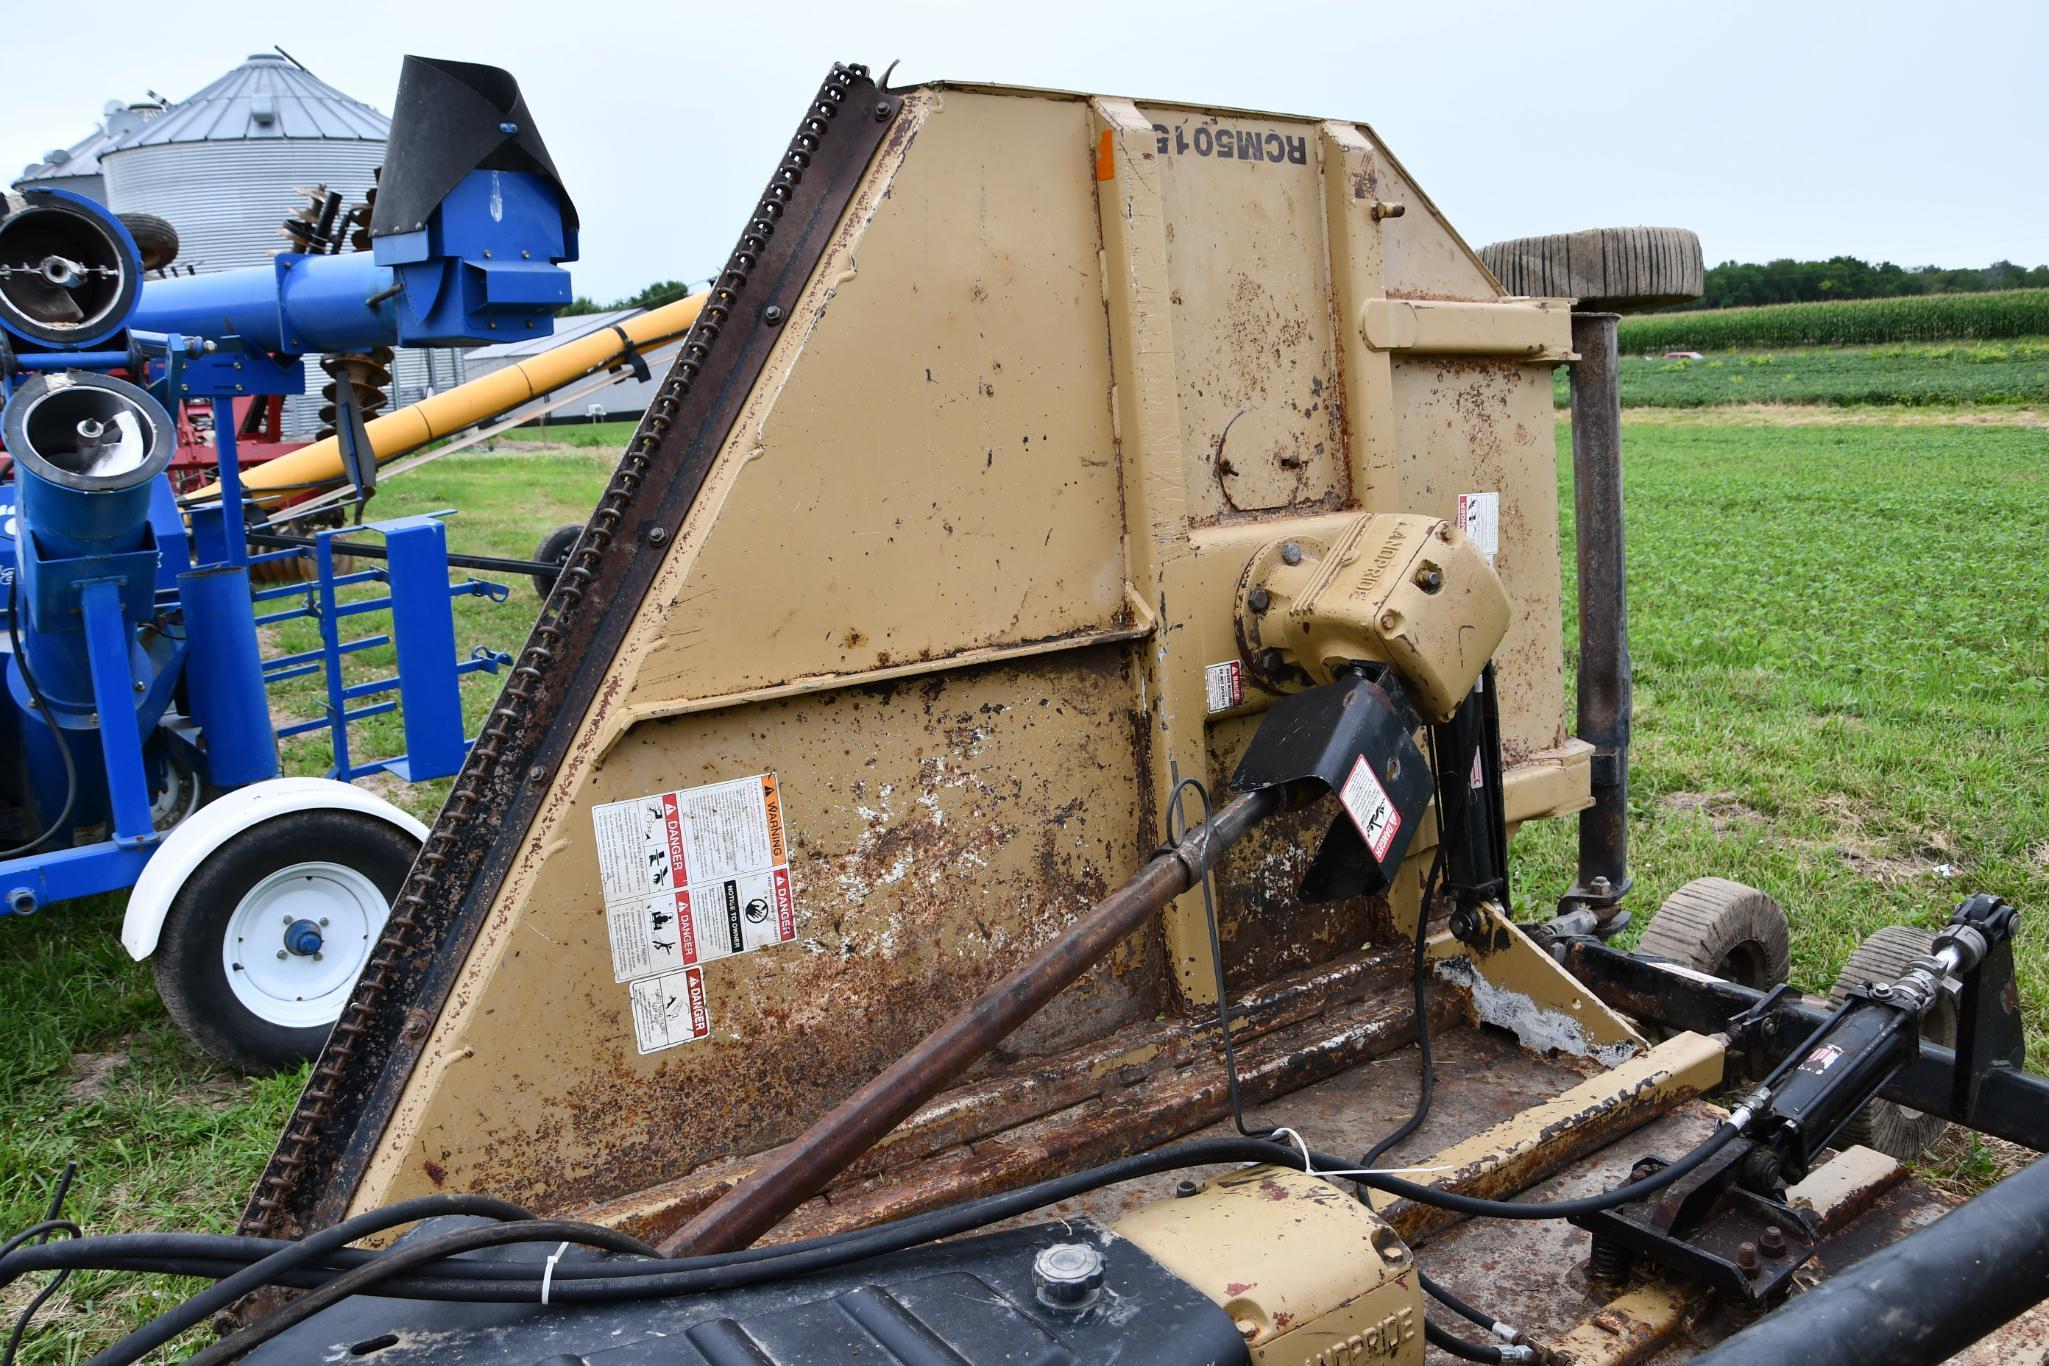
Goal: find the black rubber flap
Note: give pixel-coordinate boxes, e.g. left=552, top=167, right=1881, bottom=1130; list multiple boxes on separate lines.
left=1231, top=672, right=1432, bottom=901
left=370, top=55, right=577, bottom=238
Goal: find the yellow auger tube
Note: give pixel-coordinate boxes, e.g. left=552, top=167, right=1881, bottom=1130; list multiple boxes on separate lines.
left=193, top=292, right=707, bottom=501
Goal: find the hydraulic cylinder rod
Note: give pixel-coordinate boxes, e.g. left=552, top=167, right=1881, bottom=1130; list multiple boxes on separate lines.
left=663, top=783, right=1303, bottom=1256
left=187, top=292, right=707, bottom=504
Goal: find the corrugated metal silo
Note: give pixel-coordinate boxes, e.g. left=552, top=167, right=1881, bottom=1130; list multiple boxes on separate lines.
left=13, top=101, right=164, bottom=204
left=102, top=53, right=385, bottom=273
left=101, top=53, right=464, bottom=434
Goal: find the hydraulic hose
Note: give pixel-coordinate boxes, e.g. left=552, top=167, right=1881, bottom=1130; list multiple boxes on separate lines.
left=1427, top=1317, right=1512, bottom=1363
left=16, top=1124, right=1750, bottom=1332
left=186, top=1219, right=663, bottom=1366
left=87, top=1193, right=542, bottom=1366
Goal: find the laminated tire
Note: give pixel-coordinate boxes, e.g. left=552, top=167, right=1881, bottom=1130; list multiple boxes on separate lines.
left=118, top=211, right=180, bottom=273
left=1829, top=925, right=1956, bottom=1158
left=1636, top=877, right=1791, bottom=990
left=532, top=523, right=583, bottom=597
left=1478, top=226, right=1704, bottom=312
left=154, top=809, right=417, bottom=1074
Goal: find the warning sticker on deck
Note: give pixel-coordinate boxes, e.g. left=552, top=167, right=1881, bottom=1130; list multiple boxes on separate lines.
left=1339, top=754, right=1402, bottom=861
left=629, top=966, right=711, bottom=1053
left=1204, top=660, right=1244, bottom=714
left=592, top=773, right=798, bottom=983
left=1457, top=491, right=1499, bottom=566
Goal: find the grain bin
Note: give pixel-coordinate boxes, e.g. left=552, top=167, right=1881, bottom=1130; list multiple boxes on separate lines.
left=100, top=53, right=462, bottom=432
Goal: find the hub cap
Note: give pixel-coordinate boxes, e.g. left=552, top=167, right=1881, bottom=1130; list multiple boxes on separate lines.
left=223, top=861, right=385, bottom=1028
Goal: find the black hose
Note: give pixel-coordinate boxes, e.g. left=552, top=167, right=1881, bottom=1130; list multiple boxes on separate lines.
left=1427, top=1316, right=1507, bottom=1363
left=1359, top=832, right=1445, bottom=1192
left=1359, top=724, right=1459, bottom=1204
left=86, top=1193, right=541, bottom=1366
left=1, top=576, right=78, bottom=858
left=189, top=1219, right=673, bottom=1365
left=1421, top=1269, right=1502, bottom=1335
left=27, top=1123, right=1750, bottom=1355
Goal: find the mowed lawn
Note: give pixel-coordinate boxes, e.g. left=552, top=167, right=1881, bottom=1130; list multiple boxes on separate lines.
left=2, top=415, right=2045, bottom=1356
left=1510, top=417, right=2049, bottom=1064
left=1555, top=338, right=2049, bottom=409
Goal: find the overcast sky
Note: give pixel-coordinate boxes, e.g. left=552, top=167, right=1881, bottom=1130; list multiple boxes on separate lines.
left=8, top=0, right=2045, bottom=302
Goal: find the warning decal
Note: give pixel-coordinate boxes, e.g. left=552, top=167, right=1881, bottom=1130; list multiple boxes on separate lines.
left=1204, top=660, right=1244, bottom=714
left=1339, top=754, right=1402, bottom=861
left=1457, top=492, right=1499, bottom=566
left=629, top=966, right=711, bottom=1054
left=593, top=773, right=799, bottom=984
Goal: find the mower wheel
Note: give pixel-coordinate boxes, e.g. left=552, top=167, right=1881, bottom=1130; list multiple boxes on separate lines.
left=1830, top=925, right=1957, bottom=1158
left=1636, top=877, right=1791, bottom=990
left=153, top=809, right=418, bottom=1074
left=1478, top=226, right=1704, bottom=313
left=118, top=212, right=180, bottom=273
left=531, top=523, right=583, bottom=597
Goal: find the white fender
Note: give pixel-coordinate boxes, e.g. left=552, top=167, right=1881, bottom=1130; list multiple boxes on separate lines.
left=122, top=777, right=428, bottom=961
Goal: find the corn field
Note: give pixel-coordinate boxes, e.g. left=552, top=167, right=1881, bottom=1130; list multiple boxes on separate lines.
left=1618, top=289, right=2049, bottom=352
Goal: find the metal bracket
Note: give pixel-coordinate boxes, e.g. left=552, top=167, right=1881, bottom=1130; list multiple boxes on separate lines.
left=1229, top=668, right=1431, bottom=901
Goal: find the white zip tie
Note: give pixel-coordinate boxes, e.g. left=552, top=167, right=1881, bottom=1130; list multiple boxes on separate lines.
left=540, top=1241, right=571, bottom=1305
left=1264, top=1127, right=1457, bottom=1180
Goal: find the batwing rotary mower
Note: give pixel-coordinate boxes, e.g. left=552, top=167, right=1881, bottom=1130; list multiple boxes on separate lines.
left=14, top=64, right=2049, bottom=1365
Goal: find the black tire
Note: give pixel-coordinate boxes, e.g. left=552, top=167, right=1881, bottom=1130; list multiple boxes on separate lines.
left=1636, top=878, right=1792, bottom=990
left=154, top=809, right=418, bottom=1075
left=118, top=211, right=180, bottom=273
left=531, top=523, right=583, bottom=597
left=1478, top=226, right=1704, bottom=313
left=1830, top=926, right=1956, bottom=1158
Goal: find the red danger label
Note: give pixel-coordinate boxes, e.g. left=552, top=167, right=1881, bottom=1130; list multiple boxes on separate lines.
left=773, top=867, right=796, bottom=940
left=661, top=793, right=689, bottom=887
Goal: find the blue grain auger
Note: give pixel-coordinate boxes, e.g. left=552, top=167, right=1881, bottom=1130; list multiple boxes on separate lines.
left=0, top=56, right=578, bottom=1071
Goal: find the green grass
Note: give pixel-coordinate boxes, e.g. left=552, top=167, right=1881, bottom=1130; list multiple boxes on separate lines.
left=1, top=447, right=618, bottom=1360
left=264, top=447, right=619, bottom=821
left=1509, top=420, right=2049, bottom=1065
left=497, top=419, right=642, bottom=449
left=7, top=417, right=2047, bottom=1355
left=1620, top=289, right=2049, bottom=351
left=1554, top=338, right=2049, bottom=409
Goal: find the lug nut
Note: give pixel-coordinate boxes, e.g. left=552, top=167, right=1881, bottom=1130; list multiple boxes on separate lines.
left=1258, top=648, right=1285, bottom=675
left=1280, top=542, right=1303, bottom=566
left=1248, top=586, right=1271, bottom=614
left=1735, top=1241, right=1761, bottom=1277
left=1175, top=1179, right=1199, bottom=1198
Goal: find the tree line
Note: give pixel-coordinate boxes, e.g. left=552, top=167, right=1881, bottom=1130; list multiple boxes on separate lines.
left=562, top=257, right=2049, bottom=319
left=558, top=279, right=701, bottom=317
left=1678, top=257, right=2049, bottom=311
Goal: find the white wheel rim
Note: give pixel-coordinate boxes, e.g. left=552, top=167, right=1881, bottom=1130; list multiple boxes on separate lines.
left=222, top=861, right=387, bottom=1029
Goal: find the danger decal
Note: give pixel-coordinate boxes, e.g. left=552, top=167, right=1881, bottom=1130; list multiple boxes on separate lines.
left=629, top=966, right=711, bottom=1054
left=593, top=774, right=801, bottom=1048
